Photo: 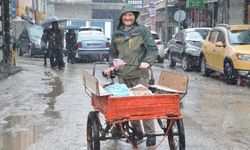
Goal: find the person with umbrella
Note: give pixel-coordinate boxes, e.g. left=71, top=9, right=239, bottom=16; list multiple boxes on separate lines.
left=66, top=27, right=77, bottom=64
left=41, top=28, right=50, bottom=66
left=48, top=21, right=64, bottom=69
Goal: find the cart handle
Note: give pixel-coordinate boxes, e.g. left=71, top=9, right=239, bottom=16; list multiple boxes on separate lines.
left=92, top=61, right=155, bottom=85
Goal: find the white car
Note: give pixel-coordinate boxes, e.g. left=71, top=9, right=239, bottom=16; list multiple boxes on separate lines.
left=76, top=30, right=110, bottom=62
left=151, top=31, right=165, bottom=63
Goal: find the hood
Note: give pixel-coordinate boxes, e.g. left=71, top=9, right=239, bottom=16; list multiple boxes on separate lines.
left=118, top=5, right=140, bottom=29
left=186, top=41, right=202, bottom=49
left=120, top=4, right=140, bottom=18
left=232, top=45, right=250, bottom=55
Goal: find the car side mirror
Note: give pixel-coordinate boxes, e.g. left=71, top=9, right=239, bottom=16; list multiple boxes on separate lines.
left=176, top=40, right=184, bottom=45
left=215, top=41, right=225, bottom=47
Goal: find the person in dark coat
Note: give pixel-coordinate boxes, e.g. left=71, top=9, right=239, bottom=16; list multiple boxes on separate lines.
left=41, top=28, right=50, bottom=66
left=48, top=21, right=64, bottom=69
left=66, top=29, right=77, bottom=64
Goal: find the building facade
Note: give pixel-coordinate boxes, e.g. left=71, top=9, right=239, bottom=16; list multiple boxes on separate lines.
left=47, top=0, right=126, bottom=31
left=141, top=0, right=249, bottom=44
left=13, top=0, right=47, bottom=24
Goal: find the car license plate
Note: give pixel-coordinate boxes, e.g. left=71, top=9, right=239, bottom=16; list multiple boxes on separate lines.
left=87, top=43, right=101, bottom=47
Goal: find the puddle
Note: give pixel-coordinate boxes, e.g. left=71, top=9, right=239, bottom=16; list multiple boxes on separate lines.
left=0, top=73, right=65, bottom=150
left=42, top=75, right=64, bottom=118
left=0, top=115, right=46, bottom=150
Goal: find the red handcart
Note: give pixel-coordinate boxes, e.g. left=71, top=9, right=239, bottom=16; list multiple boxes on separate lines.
left=83, top=64, right=188, bottom=150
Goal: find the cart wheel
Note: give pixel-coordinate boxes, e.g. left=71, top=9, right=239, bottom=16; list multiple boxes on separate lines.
left=87, top=111, right=100, bottom=150
left=168, top=119, right=185, bottom=150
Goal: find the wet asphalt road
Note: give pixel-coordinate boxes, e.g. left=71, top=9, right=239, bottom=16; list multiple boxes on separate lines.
left=0, top=56, right=250, bottom=150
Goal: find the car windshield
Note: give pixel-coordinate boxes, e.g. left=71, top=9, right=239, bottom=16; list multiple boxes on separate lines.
left=195, top=29, right=210, bottom=39
left=185, top=31, right=203, bottom=41
left=229, top=30, right=250, bottom=45
left=77, top=31, right=106, bottom=41
left=28, top=26, right=43, bottom=38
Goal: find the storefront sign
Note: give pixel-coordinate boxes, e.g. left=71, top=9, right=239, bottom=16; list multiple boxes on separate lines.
left=168, top=0, right=178, bottom=5
left=126, top=0, right=143, bottom=9
left=11, top=0, right=16, bottom=17
left=204, top=0, right=218, bottom=3
left=186, top=0, right=204, bottom=8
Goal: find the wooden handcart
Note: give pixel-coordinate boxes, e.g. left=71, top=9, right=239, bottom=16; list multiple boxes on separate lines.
left=83, top=65, right=188, bottom=150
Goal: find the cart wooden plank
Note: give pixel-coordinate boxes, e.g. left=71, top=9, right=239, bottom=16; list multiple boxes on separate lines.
left=82, top=70, right=110, bottom=96
left=149, top=70, right=188, bottom=94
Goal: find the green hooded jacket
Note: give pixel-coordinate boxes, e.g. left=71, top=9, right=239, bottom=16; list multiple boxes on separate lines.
left=110, top=5, right=158, bottom=79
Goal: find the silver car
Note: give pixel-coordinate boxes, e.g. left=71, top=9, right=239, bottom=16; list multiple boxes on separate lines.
left=76, top=30, right=110, bottom=62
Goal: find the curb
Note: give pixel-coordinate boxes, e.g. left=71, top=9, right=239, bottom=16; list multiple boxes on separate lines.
left=0, top=66, right=23, bottom=80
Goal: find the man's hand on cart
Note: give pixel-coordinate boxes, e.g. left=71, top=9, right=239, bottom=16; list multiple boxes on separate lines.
left=103, top=59, right=125, bottom=77
left=103, top=66, right=115, bottom=78
left=139, top=62, right=150, bottom=69
left=103, top=59, right=151, bottom=77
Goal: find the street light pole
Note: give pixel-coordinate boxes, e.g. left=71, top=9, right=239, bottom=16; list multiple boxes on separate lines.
left=164, top=0, right=169, bottom=46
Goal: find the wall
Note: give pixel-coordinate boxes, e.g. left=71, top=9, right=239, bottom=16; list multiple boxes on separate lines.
left=228, top=0, right=244, bottom=24
left=15, top=0, right=33, bottom=16
left=47, top=3, right=92, bottom=19
left=54, top=4, right=92, bottom=20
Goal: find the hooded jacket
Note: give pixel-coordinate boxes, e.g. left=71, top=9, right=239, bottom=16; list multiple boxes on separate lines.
left=110, top=5, right=158, bottom=79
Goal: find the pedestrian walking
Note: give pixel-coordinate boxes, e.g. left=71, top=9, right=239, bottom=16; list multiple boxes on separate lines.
left=104, top=4, right=158, bottom=147
left=48, top=21, right=64, bottom=69
left=66, top=29, right=77, bottom=64
left=41, top=28, right=50, bottom=66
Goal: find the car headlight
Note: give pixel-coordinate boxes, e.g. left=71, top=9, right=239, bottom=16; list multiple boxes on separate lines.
left=238, top=54, right=250, bottom=61
left=186, top=48, right=200, bottom=56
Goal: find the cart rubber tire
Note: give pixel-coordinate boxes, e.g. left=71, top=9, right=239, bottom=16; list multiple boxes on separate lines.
left=87, top=111, right=100, bottom=150
left=168, top=119, right=185, bottom=150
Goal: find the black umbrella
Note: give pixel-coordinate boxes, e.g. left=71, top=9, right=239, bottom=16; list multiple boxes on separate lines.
left=40, top=16, right=67, bottom=27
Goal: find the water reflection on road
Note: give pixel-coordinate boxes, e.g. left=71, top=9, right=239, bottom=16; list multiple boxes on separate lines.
left=43, top=73, right=63, bottom=119
left=0, top=68, right=64, bottom=150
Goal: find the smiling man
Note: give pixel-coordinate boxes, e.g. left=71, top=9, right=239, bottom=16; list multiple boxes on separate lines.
left=104, top=4, right=158, bottom=147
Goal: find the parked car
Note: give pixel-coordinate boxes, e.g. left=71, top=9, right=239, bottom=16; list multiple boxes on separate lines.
left=75, top=30, right=110, bottom=62
left=151, top=31, right=165, bottom=63
left=166, top=28, right=211, bottom=71
left=79, top=26, right=103, bottom=32
left=18, top=25, right=44, bottom=57
left=201, top=24, right=250, bottom=84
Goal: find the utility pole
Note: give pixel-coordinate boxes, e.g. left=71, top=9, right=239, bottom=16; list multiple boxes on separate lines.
left=164, top=0, right=169, bottom=46
left=3, top=0, right=11, bottom=64
left=0, top=0, right=11, bottom=77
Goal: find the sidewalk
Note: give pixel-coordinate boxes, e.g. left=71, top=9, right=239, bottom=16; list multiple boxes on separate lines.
left=0, top=66, right=22, bottom=80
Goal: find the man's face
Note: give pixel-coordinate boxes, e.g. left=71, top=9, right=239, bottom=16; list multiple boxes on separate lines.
left=122, top=12, right=135, bottom=27
left=52, top=22, right=58, bottom=28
